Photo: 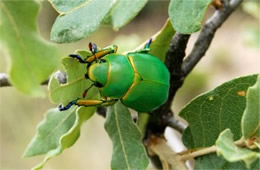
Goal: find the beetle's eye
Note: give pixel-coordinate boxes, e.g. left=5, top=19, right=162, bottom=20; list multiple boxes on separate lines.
left=85, top=73, right=89, bottom=79
left=99, top=59, right=106, bottom=63
left=94, top=81, right=103, bottom=88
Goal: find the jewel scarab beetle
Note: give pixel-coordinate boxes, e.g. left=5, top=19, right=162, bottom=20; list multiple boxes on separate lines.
left=59, top=39, right=170, bottom=112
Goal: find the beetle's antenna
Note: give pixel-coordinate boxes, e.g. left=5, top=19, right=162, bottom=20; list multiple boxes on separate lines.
left=92, top=43, right=98, bottom=53
left=89, top=42, right=98, bottom=61
left=82, top=83, right=94, bottom=98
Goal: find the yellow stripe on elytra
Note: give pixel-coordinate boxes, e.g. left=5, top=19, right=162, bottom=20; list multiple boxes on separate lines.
left=122, top=73, right=141, bottom=100
left=128, top=56, right=137, bottom=73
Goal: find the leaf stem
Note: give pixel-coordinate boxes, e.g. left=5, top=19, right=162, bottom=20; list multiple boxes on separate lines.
left=178, top=145, right=217, bottom=161
left=178, top=137, right=246, bottom=161
left=137, top=112, right=150, bottom=138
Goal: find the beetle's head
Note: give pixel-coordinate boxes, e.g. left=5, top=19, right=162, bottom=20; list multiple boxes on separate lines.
left=87, top=61, right=108, bottom=88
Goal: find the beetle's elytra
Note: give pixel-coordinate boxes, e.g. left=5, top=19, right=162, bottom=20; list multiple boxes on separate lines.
left=59, top=39, right=170, bottom=112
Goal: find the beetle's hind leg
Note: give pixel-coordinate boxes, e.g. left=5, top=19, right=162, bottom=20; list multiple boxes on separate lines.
left=58, top=98, right=118, bottom=111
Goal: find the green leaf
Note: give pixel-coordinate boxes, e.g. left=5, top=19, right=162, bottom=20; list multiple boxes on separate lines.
left=194, top=153, right=260, bottom=170
left=168, top=0, right=211, bottom=34
left=50, top=0, right=116, bottom=43
left=216, top=129, right=259, bottom=168
left=242, top=1, right=260, bottom=19
left=49, top=0, right=86, bottom=13
left=149, top=19, right=175, bottom=62
left=23, top=107, right=77, bottom=157
left=108, top=0, right=148, bottom=30
left=242, top=74, right=260, bottom=139
left=0, top=1, right=58, bottom=96
left=24, top=107, right=95, bottom=169
left=182, top=127, right=195, bottom=149
left=49, top=50, right=98, bottom=105
left=105, top=102, right=149, bottom=170
left=25, top=50, right=99, bottom=168
left=180, top=74, right=258, bottom=149
left=32, top=107, right=96, bottom=170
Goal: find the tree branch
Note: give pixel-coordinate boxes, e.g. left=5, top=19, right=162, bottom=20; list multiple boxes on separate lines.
left=0, top=72, right=66, bottom=87
left=0, top=71, right=109, bottom=116
left=147, top=33, right=190, bottom=135
left=147, top=0, right=243, bottom=136
left=182, top=0, right=243, bottom=76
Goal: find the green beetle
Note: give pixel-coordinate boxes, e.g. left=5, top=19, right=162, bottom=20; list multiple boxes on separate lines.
left=59, top=39, right=170, bottom=112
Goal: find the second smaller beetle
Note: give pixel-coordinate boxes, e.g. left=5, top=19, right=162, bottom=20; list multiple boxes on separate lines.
left=59, top=39, right=170, bottom=112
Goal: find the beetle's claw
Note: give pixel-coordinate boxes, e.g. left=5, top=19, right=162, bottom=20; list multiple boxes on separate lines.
left=58, top=98, right=79, bottom=111
left=58, top=104, right=66, bottom=111
left=145, top=38, right=152, bottom=49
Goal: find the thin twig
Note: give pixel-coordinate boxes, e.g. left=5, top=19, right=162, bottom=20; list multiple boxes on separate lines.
left=0, top=72, right=63, bottom=87
left=179, top=145, right=217, bottom=161
left=178, top=137, right=246, bottom=161
left=167, top=116, right=187, bottom=134
left=182, top=0, right=243, bottom=76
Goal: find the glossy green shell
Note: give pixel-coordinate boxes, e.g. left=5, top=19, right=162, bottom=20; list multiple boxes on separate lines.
left=87, top=53, right=170, bottom=112
left=121, top=53, right=170, bottom=112
left=88, top=62, right=109, bottom=85
left=89, top=54, right=134, bottom=98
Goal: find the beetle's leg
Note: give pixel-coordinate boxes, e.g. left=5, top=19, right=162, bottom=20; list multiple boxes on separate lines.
left=144, top=38, right=152, bottom=49
left=134, top=38, right=152, bottom=54
left=69, top=54, right=88, bottom=63
left=58, top=98, right=80, bottom=111
left=58, top=98, right=117, bottom=111
left=86, top=44, right=118, bottom=63
left=82, top=84, right=95, bottom=98
left=77, top=99, right=117, bottom=107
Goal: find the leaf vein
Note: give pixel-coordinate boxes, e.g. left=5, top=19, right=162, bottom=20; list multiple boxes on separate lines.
left=114, top=104, right=131, bottom=170
left=0, top=3, right=37, bottom=84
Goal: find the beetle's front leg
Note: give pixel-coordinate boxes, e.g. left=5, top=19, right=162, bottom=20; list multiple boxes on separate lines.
left=58, top=98, right=118, bottom=111
left=86, top=44, right=118, bottom=63
left=69, top=54, right=88, bottom=63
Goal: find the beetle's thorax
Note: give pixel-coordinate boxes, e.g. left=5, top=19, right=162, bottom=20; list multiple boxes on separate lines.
left=87, top=62, right=109, bottom=87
